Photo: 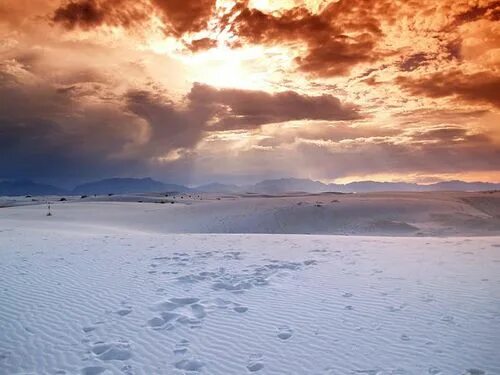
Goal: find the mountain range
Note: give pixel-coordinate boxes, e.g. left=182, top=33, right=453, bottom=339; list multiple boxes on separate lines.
left=72, top=178, right=188, bottom=195
left=1, top=177, right=499, bottom=196
left=0, top=180, right=67, bottom=196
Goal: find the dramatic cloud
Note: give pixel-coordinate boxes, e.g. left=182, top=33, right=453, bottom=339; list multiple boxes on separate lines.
left=151, top=0, right=216, bottom=36
left=52, top=0, right=217, bottom=36
left=453, top=0, right=500, bottom=25
left=396, top=70, right=500, bottom=108
left=1, top=0, right=500, bottom=184
left=224, top=0, right=395, bottom=77
left=187, top=83, right=361, bottom=130
left=52, top=0, right=150, bottom=30
left=0, top=48, right=359, bottom=179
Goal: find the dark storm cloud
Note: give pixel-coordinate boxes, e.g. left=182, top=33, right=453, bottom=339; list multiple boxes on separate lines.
left=0, top=118, right=145, bottom=178
left=0, top=49, right=360, bottom=179
left=0, top=64, right=146, bottom=179
left=220, top=0, right=397, bottom=77
left=187, top=83, right=361, bottom=130
left=396, top=70, right=500, bottom=108
left=125, top=89, right=213, bottom=157
left=151, top=0, right=217, bottom=36
left=52, top=0, right=217, bottom=36
left=52, top=0, right=149, bottom=30
left=186, top=37, right=218, bottom=52
left=398, top=53, right=430, bottom=72
left=453, top=0, right=500, bottom=24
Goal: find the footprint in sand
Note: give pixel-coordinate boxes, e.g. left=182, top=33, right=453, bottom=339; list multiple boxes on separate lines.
left=173, top=339, right=190, bottom=355
left=441, top=315, right=454, bottom=323
left=427, top=367, right=442, bottom=375
left=80, top=366, right=110, bottom=375
left=116, top=308, right=132, bottom=317
left=148, top=297, right=205, bottom=330
left=463, top=370, right=485, bottom=375
left=91, top=341, right=131, bottom=361
left=80, top=366, right=111, bottom=375
left=247, top=354, right=264, bottom=372
left=191, top=303, right=207, bottom=319
left=277, top=326, right=293, bottom=340
left=174, top=358, right=205, bottom=372
left=233, top=305, right=248, bottom=313
left=170, top=297, right=200, bottom=305
left=121, top=364, right=134, bottom=375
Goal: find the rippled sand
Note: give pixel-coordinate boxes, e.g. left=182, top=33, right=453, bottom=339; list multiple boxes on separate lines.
left=1, top=220, right=499, bottom=374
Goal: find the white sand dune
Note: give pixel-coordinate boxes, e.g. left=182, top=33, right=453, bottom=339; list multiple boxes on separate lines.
left=1, top=191, right=499, bottom=236
left=1, top=194, right=500, bottom=374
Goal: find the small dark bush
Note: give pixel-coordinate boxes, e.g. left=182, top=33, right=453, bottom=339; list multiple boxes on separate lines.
left=81, top=195, right=88, bottom=199
left=59, top=197, right=67, bottom=201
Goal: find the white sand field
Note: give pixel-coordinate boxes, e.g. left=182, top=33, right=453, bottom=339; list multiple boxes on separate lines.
left=1, top=191, right=500, bottom=236
left=1, top=193, right=500, bottom=374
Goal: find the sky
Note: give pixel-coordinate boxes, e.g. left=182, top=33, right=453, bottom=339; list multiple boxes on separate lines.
left=0, top=0, right=499, bottom=185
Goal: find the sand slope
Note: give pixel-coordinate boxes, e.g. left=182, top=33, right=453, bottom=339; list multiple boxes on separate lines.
left=1, top=191, right=499, bottom=236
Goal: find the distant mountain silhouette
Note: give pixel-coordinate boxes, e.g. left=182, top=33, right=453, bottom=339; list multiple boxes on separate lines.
left=194, top=178, right=500, bottom=194
left=2, top=177, right=499, bottom=196
left=0, top=180, right=67, bottom=196
left=73, top=178, right=190, bottom=195
left=194, top=182, right=242, bottom=193
left=429, top=180, right=500, bottom=191
left=251, top=178, right=327, bottom=193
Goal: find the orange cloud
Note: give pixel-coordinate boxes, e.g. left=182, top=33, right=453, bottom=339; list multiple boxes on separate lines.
left=396, top=70, right=500, bottom=108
